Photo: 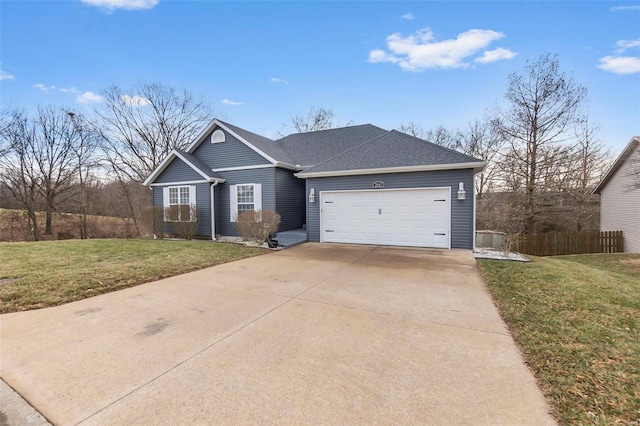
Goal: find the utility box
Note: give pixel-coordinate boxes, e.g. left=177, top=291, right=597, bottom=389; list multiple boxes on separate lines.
left=476, top=230, right=506, bottom=250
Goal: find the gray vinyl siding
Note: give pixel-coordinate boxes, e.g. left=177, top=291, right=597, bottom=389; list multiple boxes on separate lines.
left=305, top=169, right=475, bottom=249
left=154, top=157, right=205, bottom=183
left=152, top=184, right=211, bottom=237
left=215, top=167, right=276, bottom=237
left=275, top=168, right=306, bottom=232
left=191, top=128, right=270, bottom=169
left=194, top=184, right=212, bottom=236
left=600, top=144, right=640, bottom=252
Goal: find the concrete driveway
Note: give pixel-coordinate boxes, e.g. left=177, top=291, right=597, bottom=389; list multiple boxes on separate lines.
left=0, top=243, right=554, bottom=425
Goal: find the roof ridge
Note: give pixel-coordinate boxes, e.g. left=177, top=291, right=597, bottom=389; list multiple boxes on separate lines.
left=276, top=123, right=383, bottom=140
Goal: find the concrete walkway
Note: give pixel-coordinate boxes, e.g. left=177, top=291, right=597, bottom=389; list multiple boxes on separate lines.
left=0, top=243, right=555, bottom=425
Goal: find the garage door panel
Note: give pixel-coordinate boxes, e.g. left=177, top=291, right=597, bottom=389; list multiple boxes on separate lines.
left=320, top=188, right=450, bottom=248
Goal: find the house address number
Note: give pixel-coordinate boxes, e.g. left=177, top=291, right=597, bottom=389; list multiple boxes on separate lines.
left=372, top=181, right=384, bottom=189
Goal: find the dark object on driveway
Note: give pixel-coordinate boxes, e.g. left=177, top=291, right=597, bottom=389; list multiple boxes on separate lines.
left=267, top=236, right=278, bottom=249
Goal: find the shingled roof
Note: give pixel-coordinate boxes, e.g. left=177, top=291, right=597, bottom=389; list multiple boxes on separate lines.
left=143, top=149, right=225, bottom=186
left=217, top=120, right=295, bottom=165
left=175, top=149, right=225, bottom=180
left=276, top=124, right=388, bottom=167
left=295, top=130, right=485, bottom=177
left=156, top=118, right=485, bottom=183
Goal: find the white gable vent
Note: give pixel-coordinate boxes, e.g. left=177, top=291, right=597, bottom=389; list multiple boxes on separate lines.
left=211, top=129, right=226, bottom=143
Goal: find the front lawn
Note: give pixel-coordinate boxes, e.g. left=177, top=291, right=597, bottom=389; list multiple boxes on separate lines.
left=0, top=239, right=265, bottom=313
left=478, top=253, right=640, bottom=425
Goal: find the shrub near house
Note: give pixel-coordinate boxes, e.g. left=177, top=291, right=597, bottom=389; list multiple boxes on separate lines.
left=235, top=210, right=280, bottom=244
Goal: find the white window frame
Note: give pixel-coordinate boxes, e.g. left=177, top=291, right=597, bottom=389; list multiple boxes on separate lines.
left=163, top=185, right=197, bottom=222
left=211, top=129, right=226, bottom=143
left=230, top=183, right=262, bottom=221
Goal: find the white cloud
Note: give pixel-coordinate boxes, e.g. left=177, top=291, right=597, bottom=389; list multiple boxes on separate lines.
left=597, top=56, right=640, bottom=74
left=34, top=83, right=82, bottom=94
left=80, top=0, right=159, bottom=11
left=610, top=5, right=640, bottom=11
left=0, top=70, right=14, bottom=80
left=369, top=27, right=513, bottom=71
left=401, top=13, right=414, bottom=20
left=615, top=38, right=640, bottom=53
left=77, top=91, right=105, bottom=104
left=475, top=47, right=518, bottom=63
left=598, top=38, right=640, bottom=74
left=120, top=95, right=151, bottom=107
left=33, top=83, right=56, bottom=92
left=270, top=77, right=289, bottom=85
left=221, top=98, right=243, bottom=106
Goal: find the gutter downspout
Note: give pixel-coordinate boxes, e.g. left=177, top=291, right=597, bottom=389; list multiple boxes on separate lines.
left=211, top=181, right=219, bottom=240
left=472, top=171, right=481, bottom=251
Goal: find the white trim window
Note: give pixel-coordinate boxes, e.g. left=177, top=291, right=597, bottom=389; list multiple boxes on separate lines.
left=230, top=183, right=262, bottom=221
left=163, top=185, right=197, bottom=222
left=211, top=129, right=226, bottom=143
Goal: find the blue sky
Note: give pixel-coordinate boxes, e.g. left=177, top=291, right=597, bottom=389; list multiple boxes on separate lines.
left=1, top=1, right=639, bottom=152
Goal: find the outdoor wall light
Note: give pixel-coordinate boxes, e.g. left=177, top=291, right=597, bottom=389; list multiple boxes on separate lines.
left=309, top=188, right=316, bottom=203
left=457, top=182, right=466, bottom=200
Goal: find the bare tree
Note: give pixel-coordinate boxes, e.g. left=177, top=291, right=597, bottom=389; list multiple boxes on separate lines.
left=571, top=118, right=611, bottom=193
left=0, top=107, right=81, bottom=237
left=459, top=117, right=505, bottom=197
left=0, top=109, right=43, bottom=240
left=495, top=54, right=587, bottom=234
left=66, top=111, right=101, bottom=239
left=424, top=125, right=460, bottom=150
left=397, top=122, right=427, bottom=139
left=0, top=107, right=14, bottom=157
left=95, top=82, right=211, bottom=234
left=280, top=106, right=351, bottom=136
left=398, top=123, right=460, bottom=149
left=550, top=118, right=610, bottom=231
left=33, top=106, right=81, bottom=235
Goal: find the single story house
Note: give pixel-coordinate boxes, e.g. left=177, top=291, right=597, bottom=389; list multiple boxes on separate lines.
left=594, top=136, right=640, bottom=253
left=143, top=119, right=486, bottom=249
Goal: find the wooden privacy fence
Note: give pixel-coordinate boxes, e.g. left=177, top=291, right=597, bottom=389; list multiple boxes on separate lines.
left=514, top=231, right=624, bottom=256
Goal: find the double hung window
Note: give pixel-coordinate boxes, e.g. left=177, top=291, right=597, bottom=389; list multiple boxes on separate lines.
left=230, top=183, right=262, bottom=220
left=164, top=186, right=196, bottom=221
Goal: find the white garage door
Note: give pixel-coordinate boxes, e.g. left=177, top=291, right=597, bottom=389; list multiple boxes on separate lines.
left=320, top=188, right=451, bottom=248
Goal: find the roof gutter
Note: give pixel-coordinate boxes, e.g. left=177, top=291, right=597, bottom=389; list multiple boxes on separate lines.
left=295, top=161, right=487, bottom=179
left=275, top=161, right=303, bottom=171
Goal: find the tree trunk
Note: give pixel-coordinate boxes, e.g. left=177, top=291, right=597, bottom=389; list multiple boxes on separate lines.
left=79, top=172, right=87, bottom=239
left=119, top=180, right=142, bottom=237
left=45, top=204, right=53, bottom=235
left=27, top=208, right=41, bottom=241
left=526, top=143, right=537, bottom=234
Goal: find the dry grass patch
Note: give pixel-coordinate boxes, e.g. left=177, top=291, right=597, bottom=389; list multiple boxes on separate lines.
left=477, top=253, right=640, bottom=425
left=0, top=239, right=265, bottom=313
left=0, top=208, right=138, bottom=241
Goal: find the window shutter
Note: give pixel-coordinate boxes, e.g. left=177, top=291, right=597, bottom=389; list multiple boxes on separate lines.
left=189, top=185, right=197, bottom=205
left=229, top=185, right=237, bottom=222
left=189, top=185, right=197, bottom=222
left=163, top=187, right=170, bottom=221
left=254, top=183, right=262, bottom=211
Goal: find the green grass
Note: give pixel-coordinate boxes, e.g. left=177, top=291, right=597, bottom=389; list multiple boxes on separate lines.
left=477, top=253, right=640, bottom=425
left=0, top=239, right=265, bottom=313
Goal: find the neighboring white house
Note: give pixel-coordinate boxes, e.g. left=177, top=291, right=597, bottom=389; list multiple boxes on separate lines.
left=594, top=136, right=640, bottom=253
